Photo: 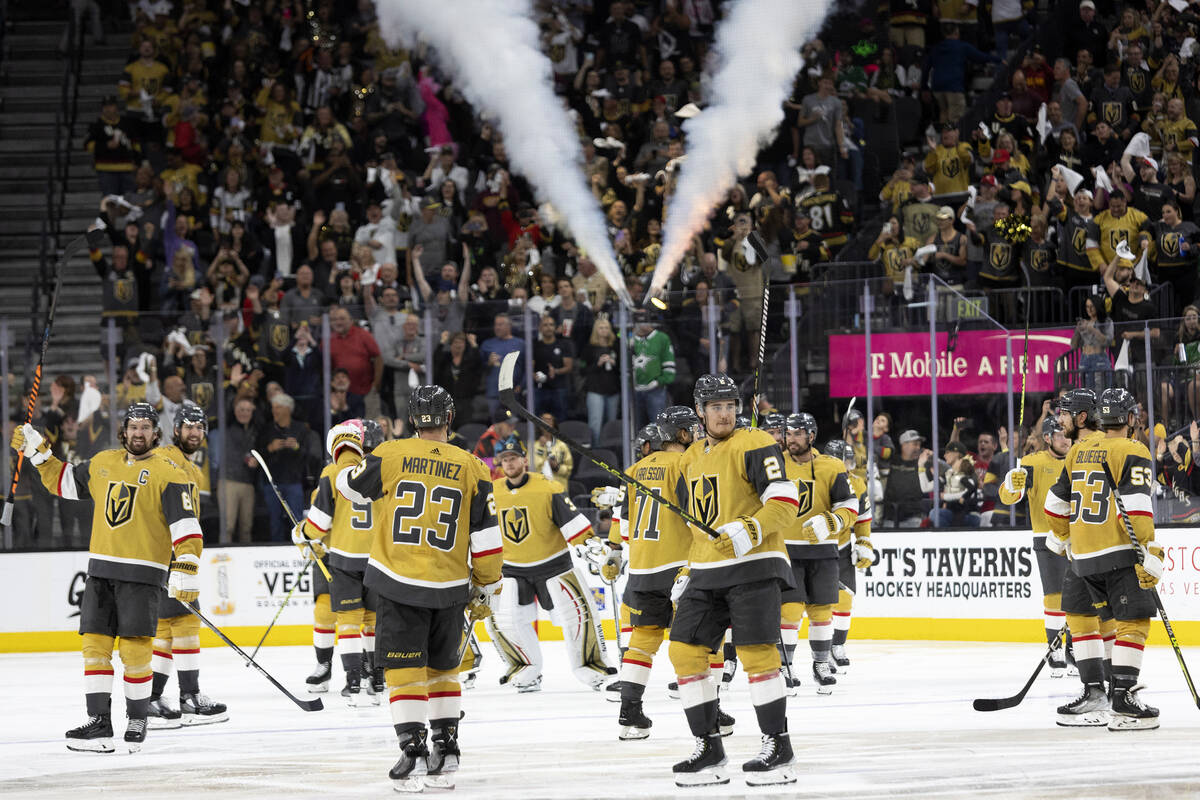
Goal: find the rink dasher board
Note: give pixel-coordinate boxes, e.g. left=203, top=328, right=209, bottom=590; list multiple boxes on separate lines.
left=2, top=529, right=1199, bottom=651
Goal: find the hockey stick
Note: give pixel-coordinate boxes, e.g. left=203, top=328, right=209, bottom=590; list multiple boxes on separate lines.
left=1100, top=461, right=1200, bottom=709
left=748, top=231, right=770, bottom=427
left=250, top=448, right=332, bottom=581
left=499, top=352, right=722, bottom=539
left=248, top=556, right=316, bottom=662
left=973, top=628, right=1065, bottom=711
left=185, top=600, right=323, bottom=712
left=1, top=231, right=89, bottom=527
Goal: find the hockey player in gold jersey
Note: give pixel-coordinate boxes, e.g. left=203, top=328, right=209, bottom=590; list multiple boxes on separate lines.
left=489, top=436, right=614, bottom=692
left=778, top=414, right=859, bottom=695
left=335, top=385, right=502, bottom=791
left=147, top=403, right=227, bottom=728
left=13, top=402, right=202, bottom=753
left=669, top=374, right=803, bottom=787
left=1044, top=388, right=1163, bottom=731
left=296, top=419, right=386, bottom=706
left=823, top=440, right=874, bottom=672
left=998, top=416, right=1074, bottom=676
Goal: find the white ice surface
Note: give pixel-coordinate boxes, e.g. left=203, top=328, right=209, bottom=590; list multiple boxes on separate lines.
left=0, top=640, right=1198, bottom=799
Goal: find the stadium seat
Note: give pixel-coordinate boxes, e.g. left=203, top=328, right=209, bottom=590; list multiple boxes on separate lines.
left=455, top=423, right=486, bottom=452
left=556, top=419, right=593, bottom=448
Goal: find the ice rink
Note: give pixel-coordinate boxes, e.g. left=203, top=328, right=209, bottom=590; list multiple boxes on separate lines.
left=1, top=639, right=1198, bottom=799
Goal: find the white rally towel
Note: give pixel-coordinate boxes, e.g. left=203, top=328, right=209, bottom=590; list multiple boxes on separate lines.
left=1093, top=166, right=1114, bottom=194
left=1036, top=103, right=1051, bottom=144
left=1113, top=339, right=1133, bottom=375
left=1123, top=132, right=1152, bottom=160
left=1054, top=165, right=1086, bottom=196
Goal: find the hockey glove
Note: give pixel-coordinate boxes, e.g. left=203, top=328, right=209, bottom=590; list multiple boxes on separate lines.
left=1045, top=532, right=1069, bottom=557
left=591, top=485, right=624, bottom=508
left=801, top=511, right=841, bottom=543
left=714, top=516, right=762, bottom=558
left=468, top=579, right=503, bottom=621
left=669, top=567, right=690, bottom=604
left=291, top=521, right=327, bottom=560
left=853, top=539, right=875, bottom=569
left=168, top=553, right=201, bottom=603
left=1001, top=467, right=1026, bottom=497
left=1135, top=544, right=1165, bottom=589
left=11, top=424, right=51, bottom=466
left=601, top=546, right=623, bottom=582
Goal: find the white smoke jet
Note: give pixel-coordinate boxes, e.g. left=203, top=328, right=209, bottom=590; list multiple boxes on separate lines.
left=651, top=0, right=833, bottom=295
left=376, top=0, right=632, bottom=307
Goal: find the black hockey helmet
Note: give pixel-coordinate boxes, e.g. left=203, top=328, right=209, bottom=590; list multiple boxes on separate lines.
left=123, top=401, right=159, bottom=429
left=174, top=402, right=208, bottom=436
left=1096, top=387, right=1137, bottom=428
left=636, top=423, right=667, bottom=453
left=694, top=373, right=741, bottom=410
left=786, top=412, right=818, bottom=437
left=361, top=418, right=385, bottom=451
left=843, top=409, right=864, bottom=428
left=494, top=435, right=525, bottom=458
left=735, top=414, right=751, bottom=429
left=1041, top=416, right=1064, bottom=437
left=656, top=405, right=702, bottom=442
left=1056, top=388, right=1098, bottom=420
left=824, top=438, right=854, bottom=462
left=409, top=385, right=454, bottom=429
left=762, top=412, right=787, bottom=431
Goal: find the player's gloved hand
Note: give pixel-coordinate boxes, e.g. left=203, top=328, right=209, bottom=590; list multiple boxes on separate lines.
left=853, top=538, right=875, bottom=569
left=291, top=521, right=327, bottom=559
left=669, top=567, right=690, bottom=604
left=714, top=516, right=762, bottom=558
left=168, top=553, right=201, bottom=603
left=1046, top=532, right=1068, bottom=556
left=468, top=579, right=503, bottom=621
left=601, top=546, right=623, bottom=582
left=11, top=423, right=51, bottom=466
left=1135, top=544, right=1165, bottom=589
left=802, top=511, right=841, bottom=543
left=1002, top=468, right=1026, bottom=496
left=591, top=485, right=624, bottom=508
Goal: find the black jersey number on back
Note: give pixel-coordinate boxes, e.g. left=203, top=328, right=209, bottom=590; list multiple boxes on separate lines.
left=632, top=489, right=662, bottom=541
left=350, top=501, right=373, bottom=530
left=391, top=480, right=462, bottom=551
left=1069, top=470, right=1110, bottom=524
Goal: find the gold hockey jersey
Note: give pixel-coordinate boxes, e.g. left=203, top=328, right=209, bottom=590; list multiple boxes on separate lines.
left=839, top=471, right=872, bottom=550
left=675, top=428, right=799, bottom=590
left=157, top=444, right=207, bottom=510
left=616, top=450, right=692, bottom=592
left=1044, top=434, right=1154, bottom=576
left=782, top=453, right=858, bottom=559
left=38, top=448, right=201, bottom=585
left=494, top=472, right=593, bottom=580
left=338, top=438, right=501, bottom=607
left=304, top=449, right=371, bottom=573
left=998, top=449, right=1066, bottom=542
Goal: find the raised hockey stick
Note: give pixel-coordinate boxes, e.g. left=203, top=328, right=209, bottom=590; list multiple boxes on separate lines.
left=1, top=231, right=89, bottom=527
left=250, top=449, right=332, bottom=581
left=185, top=600, right=323, bottom=712
left=1100, top=461, right=1200, bottom=709
left=248, top=556, right=316, bottom=662
left=748, top=231, right=770, bottom=427
left=973, top=628, right=1065, bottom=712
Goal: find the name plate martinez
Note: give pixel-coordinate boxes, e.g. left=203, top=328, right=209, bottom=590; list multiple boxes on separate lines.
left=827, top=329, right=1073, bottom=398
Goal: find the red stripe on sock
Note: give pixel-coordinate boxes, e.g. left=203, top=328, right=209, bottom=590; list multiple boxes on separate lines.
left=747, top=671, right=779, bottom=684
left=389, top=694, right=428, bottom=703
left=124, top=674, right=153, bottom=684
left=1103, top=635, right=1116, bottom=641
left=1114, top=640, right=1145, bottom=651
left=429, top=691, right=461, bottom=699
left=677, top=674, right=708, bottom=686
left=622, top=657, right=652, bottom=668
left=153, top=650, right=172, bottom=659
left=337, top=633, right=361, bottom=639
left=832, top=612, right=851, bottom=618
left=1044, top=610, right=1066, bottom=617
left=84, top=669, right=114, bottom=676
left=620, top=627, right=633, bottom=633
left=314, top=627, right=335, bottom=634
left=171, top=648, right=200, bottom=655
left=780, top=624, right=800, bottom=631
left=810, top=620, right=832, bottom=627
left=1072, top=634, right=1102, bottom=643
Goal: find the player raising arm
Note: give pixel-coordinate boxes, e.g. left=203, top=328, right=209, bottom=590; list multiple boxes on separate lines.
left=12, top=402, right=201, bottom=753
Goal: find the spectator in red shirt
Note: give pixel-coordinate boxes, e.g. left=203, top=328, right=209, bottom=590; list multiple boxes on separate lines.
left=328, top=306, right=382, bottom=414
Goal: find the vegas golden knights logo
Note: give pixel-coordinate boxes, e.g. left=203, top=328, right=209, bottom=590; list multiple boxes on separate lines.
left=501, top=507, right=530, bottom=544
left=1072, top=226, right=1087, bottom=254
left=1163, top=233, right=1181, bottom=257
left=689, top=475, right=720, bottom=529
left=795, top=479, right=815, bottom=516
left=1128, top=70, right=1146, bottom=93
left=190, top=382, right=213, bottom=411
left=105, top=482, right=138, bottom=527
left=114, top=279, right=133, bottom=303
left=989, top=243, right=1012, bottom=269
left=1102, top=101, right=1121, bottom=125
left=270, top=323, right=290, bottom=351
left=1109, top=229, right=1130, bottom=252
left=1031, top=247, right=1048, bottom=271
left=942, top=157, right=960, bottom=179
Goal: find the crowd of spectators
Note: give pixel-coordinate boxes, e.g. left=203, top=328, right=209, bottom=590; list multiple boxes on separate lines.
left=16, top=0, right=1200, bottom=546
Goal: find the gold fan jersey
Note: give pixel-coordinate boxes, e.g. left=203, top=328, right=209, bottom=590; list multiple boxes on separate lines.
left=675, top=428, right=799, bottom=590
left=36, top=448, right=201, bottom=585
left=782, top=453, right=858, bottom=560
left=1156, top=116, right=1198, bottom=161
left=1044, top=435, right=1154, bottom=576
left=615, top=450, right=692, bottom=593
left=839, top=472, right=872, bottom=550
left=998, top=449, right=1066, bottom=541
left=1094, top=207, right=1152, bottom=264
left=494, top=472, right=592, bottom=580
left=303, top=449, right=372, bottom=573
left=338, top=439, right=501, bottom=608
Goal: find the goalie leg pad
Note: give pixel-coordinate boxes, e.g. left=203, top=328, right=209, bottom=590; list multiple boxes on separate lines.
left=489, top=577, right=542, bottom=686
left=547, top=568, right=612, bottom=687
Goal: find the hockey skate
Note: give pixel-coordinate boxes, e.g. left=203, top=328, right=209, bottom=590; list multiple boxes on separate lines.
left=180, top=693, right=228, bottom=725
left=605, top=679, right=623, bottom=702
left=147, top=696, right=182, bottom=729
left=716, top=707, right=735, bottom=737
left=672, top=734, right=728, bottom=787
left=124, top=718, right=147, bottom=753
left=831, top=644, right=850, bottom=671
left=65, top=713, right=114, bottom=753
left=812, top=659, right=837, bottom=695
left=424, top=724, right=461, bottom=790
left=306, top=661, right=332, bottom=693
left=743, top=732, right=797, bottom=786
left=618, top=699, right=652, bottom=740
left=461, top=670, right=478, bottom=691
left=372, top=666, right=386, bottom=695
left=1047, top=648, right=1068, bottom=679
left=1108, top=684, right=1160, bottom=731
left=341, top=672, right=367, bottom=707
left=666, top=680, right=680, bottom=700
left=390, top=726, right=430, bottom=793
left=509, top=666, right=542, bottom=693
left=1056, top=683, right=1109, bottom=727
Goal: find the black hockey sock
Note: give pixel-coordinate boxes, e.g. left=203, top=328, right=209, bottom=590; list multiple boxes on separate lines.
left=151, top=672, right=169, bottom=699
left=341, top=653, right=362, bottom=682
left=832, top=628, right=848, bottom=647
left=126, top=696, right=149, bottom=721
left=316, top=646, right=333, bottom=665
left=178, top=669, right=200, bottom=696
left=682, top=699, right=718, bottom=738
left=85, top=692, right=111, bottom=717
left=752, top=697, right=788, bottom=736
left=620, top=678, right=646, bottom=702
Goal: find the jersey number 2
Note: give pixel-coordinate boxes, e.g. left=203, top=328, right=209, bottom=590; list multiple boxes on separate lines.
left=392, top=480, right=462, bottom=551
